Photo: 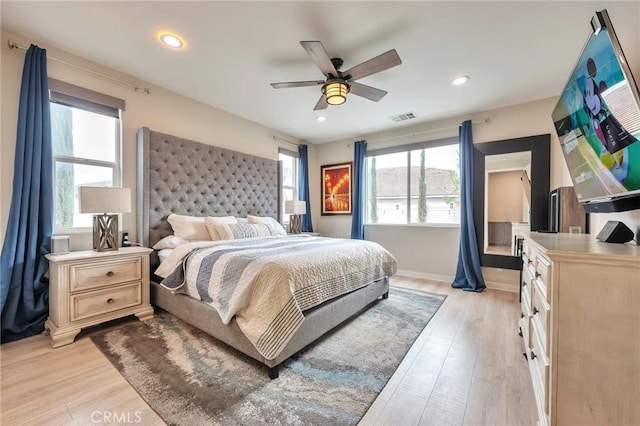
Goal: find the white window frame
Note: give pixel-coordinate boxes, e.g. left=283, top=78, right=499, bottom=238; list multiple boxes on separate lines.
left=365, top=136, right=460, bottom=226
left=49, top=79, right=124, bottom=234
left=278, top=147, right=299, bottom=225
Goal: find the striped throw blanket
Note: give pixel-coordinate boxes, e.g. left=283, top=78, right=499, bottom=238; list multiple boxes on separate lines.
left=161, top=236, right=397, bottom=360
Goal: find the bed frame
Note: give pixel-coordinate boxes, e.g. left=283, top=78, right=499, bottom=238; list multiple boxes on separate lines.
left=136, top=128, right=389, bottom=378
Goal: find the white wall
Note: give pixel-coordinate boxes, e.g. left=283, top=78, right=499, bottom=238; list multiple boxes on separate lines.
left=1, top=29, right=309, bottom=251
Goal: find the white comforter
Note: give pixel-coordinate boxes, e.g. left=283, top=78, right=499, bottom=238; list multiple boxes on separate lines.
left=156, top=236, right=397, bottom=360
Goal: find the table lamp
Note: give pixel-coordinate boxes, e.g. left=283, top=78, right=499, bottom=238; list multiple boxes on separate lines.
left=79, top=186, right=131, bottom=251
left=285, top=200, right=306, bottom=234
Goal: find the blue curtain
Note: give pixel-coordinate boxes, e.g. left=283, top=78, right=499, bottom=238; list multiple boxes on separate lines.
left=1, top=45, right=53, bottom=342
left=452, top=121, right=486, bottom=292
left=350, top=140, right=367, bottom=239
left=298, top=144, right=314, bottom=232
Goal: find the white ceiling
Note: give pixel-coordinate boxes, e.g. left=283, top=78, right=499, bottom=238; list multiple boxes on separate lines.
left=2, top=1, right=639, bottom=144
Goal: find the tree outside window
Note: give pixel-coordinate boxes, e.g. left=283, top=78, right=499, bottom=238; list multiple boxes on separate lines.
left=366, top=143, right=460, bottom=225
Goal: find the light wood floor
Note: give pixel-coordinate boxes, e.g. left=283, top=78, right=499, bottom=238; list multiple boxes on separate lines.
left=0, top=276, right=536, bottom=426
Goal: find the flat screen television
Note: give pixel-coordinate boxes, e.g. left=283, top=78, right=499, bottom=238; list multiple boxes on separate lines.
left=551, top=9, right=640, bottom=213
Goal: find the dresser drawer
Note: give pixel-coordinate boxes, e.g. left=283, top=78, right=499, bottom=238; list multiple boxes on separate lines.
left=533, top=255, right=550, bottom=301
left=522, top=247, right=534, bottom=271
left=519, top=303, right=531, bottom=350
left=70, top=258, right=142, bottom=292
left=521, top=240, right=531, bottom=262
left=531, top=326, right=550, bottom=416
left=522, top=264, right=534, bottom=305
left=532, top=279, right=551, bottom=354
left=71, top=282, right=142, bottom=321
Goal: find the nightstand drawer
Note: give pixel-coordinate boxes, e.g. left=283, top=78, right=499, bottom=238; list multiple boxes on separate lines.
left=70, top=258, right=142, bottom=292
left=71, top=282, right=142, bottom=321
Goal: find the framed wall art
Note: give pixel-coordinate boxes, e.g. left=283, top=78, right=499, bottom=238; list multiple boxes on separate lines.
left=321, top=162, right=352, bottom=215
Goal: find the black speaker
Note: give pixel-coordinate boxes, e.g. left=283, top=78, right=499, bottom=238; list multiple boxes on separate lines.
left=596, top=221, right=634, bottom=243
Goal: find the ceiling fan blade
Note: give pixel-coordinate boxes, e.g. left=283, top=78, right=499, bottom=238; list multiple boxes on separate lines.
left=301, top=41, right=339, bottom=78
left=343, top=49, right=402, bottom=81
left=313, top=96, right=329, bottom=111
left=349, top=82, right=388, bottom=102
left=271, top=80, right=325, bottom=89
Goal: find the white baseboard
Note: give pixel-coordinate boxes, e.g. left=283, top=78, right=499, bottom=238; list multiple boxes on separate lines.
left=396, top=269, right=453, bottom=284
left=395, top=269, right=518, bottom=293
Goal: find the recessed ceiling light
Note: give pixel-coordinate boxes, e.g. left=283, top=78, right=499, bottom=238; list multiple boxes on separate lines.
left=451, top=75, right=470, bottom=86
left=159, top=32, right=185, bottom=49
left=316, top=116, right=326, bottom=122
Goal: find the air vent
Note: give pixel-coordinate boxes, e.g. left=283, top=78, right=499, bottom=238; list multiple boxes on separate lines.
left=390, top=112, right=417, bottom=122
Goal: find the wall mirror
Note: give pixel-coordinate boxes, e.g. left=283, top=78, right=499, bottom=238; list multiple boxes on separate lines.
left=473, top=134, right=550, bottom=270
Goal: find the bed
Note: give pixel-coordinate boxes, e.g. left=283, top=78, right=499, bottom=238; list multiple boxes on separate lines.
left=136, top=128, right=396, bottom=378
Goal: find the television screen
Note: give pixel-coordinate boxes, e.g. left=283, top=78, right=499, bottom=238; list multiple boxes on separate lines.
left=551, top=9, right=640, bottom=212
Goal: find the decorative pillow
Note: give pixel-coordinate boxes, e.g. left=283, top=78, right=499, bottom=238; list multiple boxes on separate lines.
left=214, top=223, right=276, bottom=240
left=204, top=216, right=239, bottom=240
left=167, top=214, right=210, bottom=241
left=247, top=215, right=288, bottom=236
left=152, top=235, right=187, bottom=250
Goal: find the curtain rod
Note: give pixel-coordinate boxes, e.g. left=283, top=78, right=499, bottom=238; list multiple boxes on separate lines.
left=366, top=118, right=490, bottom=144
left=8, top=40, right=151, bottom=95
left=272, top=135, right=299, bottom=147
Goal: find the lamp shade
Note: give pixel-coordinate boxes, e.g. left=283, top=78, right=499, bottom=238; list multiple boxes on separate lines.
left=80, top=187, right=131, bottom=214
left=323, top=80, right=349, bottom=105
left=285, top=200, right=307, bottom=215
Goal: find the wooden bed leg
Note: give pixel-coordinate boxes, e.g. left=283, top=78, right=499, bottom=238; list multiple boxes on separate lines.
left=268, top=366, right=279, bottom=380
left=382, top=291, right=389, bottom=299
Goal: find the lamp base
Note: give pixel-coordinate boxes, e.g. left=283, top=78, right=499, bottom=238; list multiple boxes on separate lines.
left=93, top=214, right=119, bottom=251
left=289, top=214, right=302, bottom=234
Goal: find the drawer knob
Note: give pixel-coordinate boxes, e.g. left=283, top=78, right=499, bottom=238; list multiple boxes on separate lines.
left=533, top=307, right=539, bottom=315
left=107, top=298, right=115, bottom=304
left=535, top=272, right=541, bottom=278
left=530, top=350, right=537, bottom=360
left=520, top=313, right=525, bottom=319
left=518, top=328, right=523, bottom=337
left=522, top=281, right=527, bottom=287
left=106, top=271, right=114, bottom=277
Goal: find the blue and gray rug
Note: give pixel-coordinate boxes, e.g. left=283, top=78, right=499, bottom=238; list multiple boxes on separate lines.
left=91, top=286, right=446, bottom=425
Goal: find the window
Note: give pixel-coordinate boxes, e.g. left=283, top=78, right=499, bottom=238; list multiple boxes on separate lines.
left=49, top=79, right=124, bottom=231
left=278, top=148, right=299, bottom=224
left=366, top=139, right=460, bottom=225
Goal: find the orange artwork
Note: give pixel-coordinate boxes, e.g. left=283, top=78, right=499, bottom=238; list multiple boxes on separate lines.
left=321, top=162, right=352, bottom=215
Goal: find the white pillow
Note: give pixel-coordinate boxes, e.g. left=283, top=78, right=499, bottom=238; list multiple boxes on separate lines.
left=204, top=216, right=238, bottom=240
left=167, top=214, right=210, bottom=241
left=152, top=235, right=187, bottom=250
left=247, top=215, right=287, bottom=236
left=214, top=223, right=276, bottom=240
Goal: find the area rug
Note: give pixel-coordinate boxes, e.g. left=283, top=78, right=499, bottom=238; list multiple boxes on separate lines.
left=91, top=286, right=446, bottom=426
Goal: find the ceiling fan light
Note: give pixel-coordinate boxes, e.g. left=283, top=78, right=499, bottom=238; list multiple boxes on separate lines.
left=323, top=81, right=349, bottom=105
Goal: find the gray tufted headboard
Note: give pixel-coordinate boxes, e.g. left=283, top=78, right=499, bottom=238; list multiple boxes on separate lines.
left=136, top=127, right=281, bottom=254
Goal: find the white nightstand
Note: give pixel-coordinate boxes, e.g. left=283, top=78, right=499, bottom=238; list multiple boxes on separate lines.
left=45, top=246, right=154, bottom=348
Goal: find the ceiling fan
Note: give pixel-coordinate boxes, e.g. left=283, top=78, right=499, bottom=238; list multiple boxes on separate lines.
left=271, top=41, right=402, bottom=110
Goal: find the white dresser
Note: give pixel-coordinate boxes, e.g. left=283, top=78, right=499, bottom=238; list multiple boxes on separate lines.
left=45, top=247, right=154, bottom=348
left=519, top=232, right=640, bottom=426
